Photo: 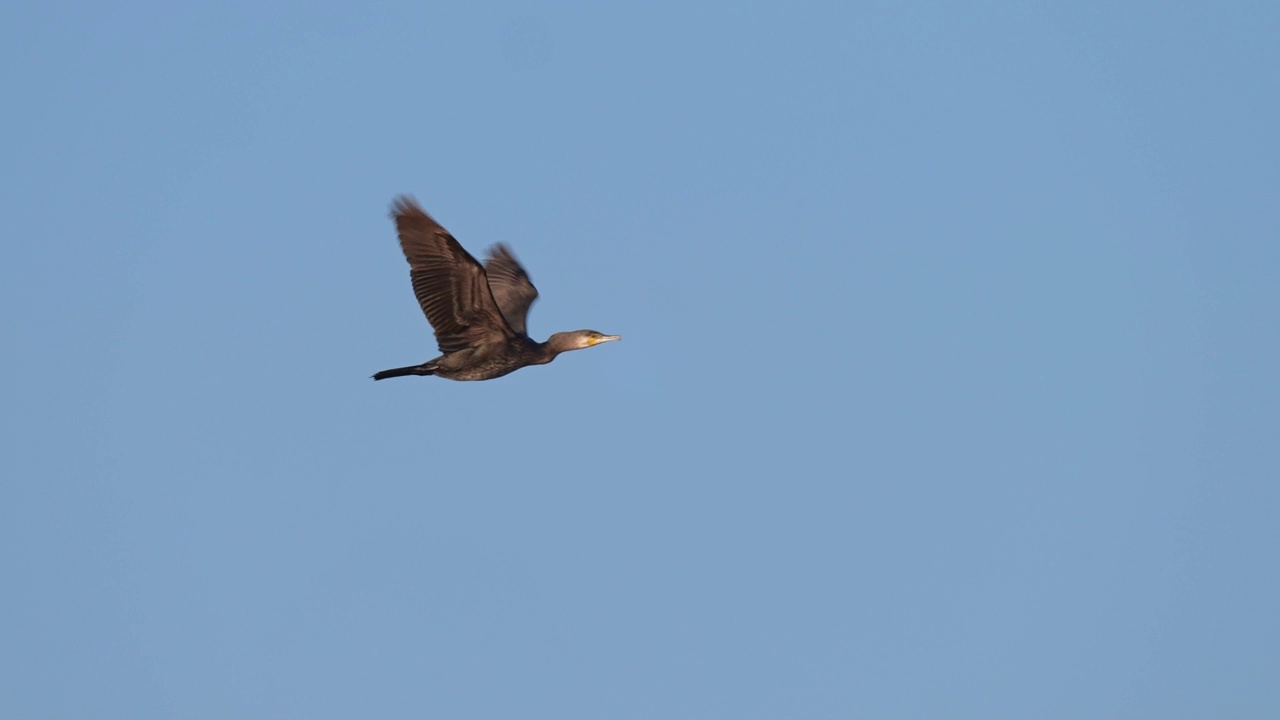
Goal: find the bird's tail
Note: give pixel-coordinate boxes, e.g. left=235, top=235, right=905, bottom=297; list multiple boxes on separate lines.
left=371, top=363, right=436, bottom=381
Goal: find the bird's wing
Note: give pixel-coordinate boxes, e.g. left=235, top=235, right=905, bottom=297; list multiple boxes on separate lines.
left=483, top=243, right=539, bottom=337
left=390, top=197, right=515, bottom=354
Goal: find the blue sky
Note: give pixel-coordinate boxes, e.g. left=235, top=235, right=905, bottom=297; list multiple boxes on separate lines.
left=2, top=1, right=1278, bottom=717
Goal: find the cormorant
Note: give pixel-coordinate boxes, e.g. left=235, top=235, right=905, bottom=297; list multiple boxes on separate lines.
left=372, top=196, right=620, bottom=382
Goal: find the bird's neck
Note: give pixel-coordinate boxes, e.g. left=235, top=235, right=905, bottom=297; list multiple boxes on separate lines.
left=528, top=337, right=564, bottom=365
left=539, top=332, right=580, bottom=360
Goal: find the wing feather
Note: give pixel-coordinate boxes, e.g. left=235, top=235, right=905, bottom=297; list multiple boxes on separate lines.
left=483, top=243, right=540, bottom=337
left=390, top=197, right=514, bottom=354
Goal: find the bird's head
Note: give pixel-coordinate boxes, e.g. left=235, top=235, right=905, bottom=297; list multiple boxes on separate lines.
left=548, top=330, right=621, bottom=353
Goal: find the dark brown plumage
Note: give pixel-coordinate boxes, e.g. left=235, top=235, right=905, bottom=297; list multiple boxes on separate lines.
left=372, top=196, right=619, bottom=382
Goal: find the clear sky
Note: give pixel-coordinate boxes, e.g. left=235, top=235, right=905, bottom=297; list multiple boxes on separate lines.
left=2, top=2, right=1278, bottom=717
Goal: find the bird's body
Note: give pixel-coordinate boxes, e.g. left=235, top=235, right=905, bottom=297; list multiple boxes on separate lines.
left=374, top=334, right=549, bottom=382
left=373, top=197, right=618, bottom=382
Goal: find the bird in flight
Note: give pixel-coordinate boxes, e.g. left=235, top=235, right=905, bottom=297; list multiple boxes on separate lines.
left=373, top=196, right=620, bottom=381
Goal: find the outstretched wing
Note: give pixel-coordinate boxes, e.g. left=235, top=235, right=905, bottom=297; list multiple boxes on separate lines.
left=483, top=243, right=540, bottom=337
left=390, top=197, right=514, bottom=354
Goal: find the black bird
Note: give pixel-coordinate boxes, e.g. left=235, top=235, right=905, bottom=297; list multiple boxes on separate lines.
left=373, top=196, right=620, bottom=382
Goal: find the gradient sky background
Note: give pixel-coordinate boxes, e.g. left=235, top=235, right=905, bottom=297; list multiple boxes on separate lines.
left=3, top=2, right=1278, bottom=718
